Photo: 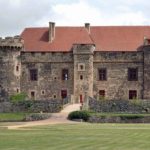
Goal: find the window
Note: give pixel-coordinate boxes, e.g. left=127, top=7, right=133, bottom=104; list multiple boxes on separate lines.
left=99, top=90, right=105, bottom=99
left=31, top=91, right=35, bottom=100
left=61, top=90, right=67, bottom=99
left=41, top=90, right=45, bottom=95
left=80, top=75, right=83, bottom=80
left=129, top=90, right=137, bottom=99
left=99, top=68, right=107, bottom=81
left=80, top=65, right=84, bottom=70
left=30, top=69, right=38, bottom=81
left=16, top=65, right=19, bottom=72
left=16, top=88, right=19, bottom=93
left=62, top=69, right=69, bottom=80
left=78, top=63, right=85, bottom=71
left=128, top=68, right=138, bottom=81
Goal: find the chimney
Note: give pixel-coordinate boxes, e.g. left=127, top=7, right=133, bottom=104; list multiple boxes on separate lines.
left=49, top=22, right=55, bottom=43
left=143, top=36, right=150, bottom=46
left=85, top=23, right=90, bottom=34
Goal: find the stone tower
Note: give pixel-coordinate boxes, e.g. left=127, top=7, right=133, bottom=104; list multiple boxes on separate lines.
left=73, top=44, right=95, bottom=103
left=142, top=45, right=150, bottom=99
left=0, top=36, right=23, bottom=100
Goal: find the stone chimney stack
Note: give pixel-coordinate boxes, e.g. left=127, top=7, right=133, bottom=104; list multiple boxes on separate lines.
left=49, top=22, right=55, bottom=43
left=85, top=23, right=90, bottom=34
left=143, top=36, right=150, bottom=45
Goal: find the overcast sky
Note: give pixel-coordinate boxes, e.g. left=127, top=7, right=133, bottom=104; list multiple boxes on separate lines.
left=0, top=0, right=150, bottom=37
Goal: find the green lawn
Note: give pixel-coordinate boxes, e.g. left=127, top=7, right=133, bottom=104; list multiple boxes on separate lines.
left=0, top=123, right=150, bottom=150
left=0, top=113, right=27, bottom=122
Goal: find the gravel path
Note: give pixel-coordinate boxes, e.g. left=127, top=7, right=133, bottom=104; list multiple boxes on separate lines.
left=6, top=104, right=81, bottom=130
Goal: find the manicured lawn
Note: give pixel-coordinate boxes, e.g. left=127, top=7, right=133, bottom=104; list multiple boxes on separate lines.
left=0, top=123, right=150, bottom=150
left=0, top=113, right=27, bottom=122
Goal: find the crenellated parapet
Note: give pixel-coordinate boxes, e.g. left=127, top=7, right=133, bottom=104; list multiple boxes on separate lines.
left=0, top=36, right=24, bottom=50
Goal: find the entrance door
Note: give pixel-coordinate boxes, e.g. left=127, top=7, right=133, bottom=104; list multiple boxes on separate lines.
left=80, top=94, right=83, bottom=103
left=61, top=90, right=67, bottom=99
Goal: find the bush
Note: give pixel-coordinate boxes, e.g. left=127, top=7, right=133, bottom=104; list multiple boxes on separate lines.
left=68, top=111, right=90, bottom=121
left=120, top=114, right=144, bottom=120
left=10, top=93, right=27, bottom=104
left=23, top=113, right=51, bottom=121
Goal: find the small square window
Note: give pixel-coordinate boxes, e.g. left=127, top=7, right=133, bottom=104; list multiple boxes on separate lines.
left=99, top=90, right=105, bottom=99
left=78, top=63, right=85, bottom=71
left=80, top=75, right=83, bottom=80
left=16, top=88, right=19, bottom=93
left=41, top=90, right=45, bottom=95
left=31, top=91, right=35, bottom=100
left=129, top=90, right=137, bottom=99
left=53, top=95, right=57, bottom=99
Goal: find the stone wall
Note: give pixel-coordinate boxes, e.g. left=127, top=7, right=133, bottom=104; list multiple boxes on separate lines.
left=0, top=100, right=62, bottom=113
left=73, top=44, right=95, bottom=103
left=0, top=36, right=23, bottom=98
left=143, top=45, right=150, bottom=99
left=93, top=51, right=144, bottom=100
left=21, top=52, right=74, bottom=100
left=0, top=36, right=150, bottom=102
left=89, top=97, right=150, bottom=113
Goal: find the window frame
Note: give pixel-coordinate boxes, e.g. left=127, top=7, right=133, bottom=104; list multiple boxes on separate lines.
left=128, top=68, right=138, bottom=81
left=129, top=90, right=137, bottom=99
left=98, top=68, right=107, bottom=81
left=62, top=69, right=69, bottom=80
left=30, top=69, right=38, bottom=81
left=61, top=90, right=67, bottom=99
left=99, top=90, right=105, bottom=98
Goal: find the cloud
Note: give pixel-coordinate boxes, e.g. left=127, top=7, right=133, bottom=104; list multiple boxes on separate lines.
left=52, top=0, right=150, bottom=26
left=0, top=0, right=55, bottom=37
left=52, top=0, right=103, bottom=25
left=0, top=0, right=150, bottom=37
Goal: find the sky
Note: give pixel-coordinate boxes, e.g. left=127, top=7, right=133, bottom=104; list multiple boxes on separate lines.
left=0, top=0, right=150, bottom=37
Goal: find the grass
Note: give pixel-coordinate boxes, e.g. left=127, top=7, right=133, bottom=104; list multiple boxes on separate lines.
left=0, top=113, right=28, bottom=122
left=0, top=123, right=150, bottom=150
left=89, top=112, right=150, bottom=117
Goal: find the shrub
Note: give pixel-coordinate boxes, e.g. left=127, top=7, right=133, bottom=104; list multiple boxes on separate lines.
left=10, top=93, right=27, bottom=104
left=120, top=114, right=144, bottom=120
left=129, top=99, right=142, bottom=106
left=68, top=111, right=90, bottom=121
left=23, top=113, right=51, bottom=121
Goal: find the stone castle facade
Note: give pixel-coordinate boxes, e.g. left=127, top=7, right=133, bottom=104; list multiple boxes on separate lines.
left=0, top=22, right=150, bottom=103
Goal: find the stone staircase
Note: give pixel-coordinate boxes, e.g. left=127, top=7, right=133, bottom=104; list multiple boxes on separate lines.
left=61, top=103, right=81, bottom=113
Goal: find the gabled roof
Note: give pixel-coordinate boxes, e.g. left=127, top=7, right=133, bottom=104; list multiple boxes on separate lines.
left=21, top=26, right=150, bottom=52
left=21, top=27, right=93, bottom=52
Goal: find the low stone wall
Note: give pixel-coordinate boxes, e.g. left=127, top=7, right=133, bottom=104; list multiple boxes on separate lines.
left=0, top=100, right=63, bottom=113
left=89, top=97, right=150, bottom=113
left=88, top=115, right=150, bottom=123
